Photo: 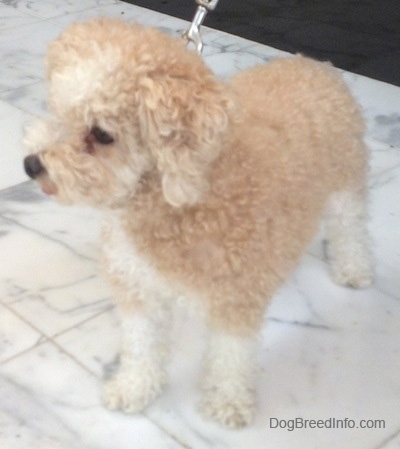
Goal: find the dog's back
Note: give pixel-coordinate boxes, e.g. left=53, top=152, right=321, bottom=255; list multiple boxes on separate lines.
left=229, top=56, right=367, bottom=193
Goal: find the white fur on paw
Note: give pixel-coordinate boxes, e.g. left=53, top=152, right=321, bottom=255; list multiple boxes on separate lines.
left=102, top=369, right=165, bottom=414
left=331, top=260, right=373, bottom=289
left=199, top=388, right=255, bottom=429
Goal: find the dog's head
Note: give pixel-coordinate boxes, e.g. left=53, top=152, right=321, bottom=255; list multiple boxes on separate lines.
left=23, top=18, right=235, bottom=208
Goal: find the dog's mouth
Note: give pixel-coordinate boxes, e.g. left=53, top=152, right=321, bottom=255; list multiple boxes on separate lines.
left=34, top=173, right=58, bottom=196
left=39, top=176, right=57, bottom=196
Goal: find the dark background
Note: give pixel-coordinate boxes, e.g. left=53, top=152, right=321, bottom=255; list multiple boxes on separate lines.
left=122, top=0, right=400, bottom=86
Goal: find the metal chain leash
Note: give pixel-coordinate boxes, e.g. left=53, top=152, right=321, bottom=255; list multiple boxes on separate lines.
left=182, top=0, right=219, bottom=55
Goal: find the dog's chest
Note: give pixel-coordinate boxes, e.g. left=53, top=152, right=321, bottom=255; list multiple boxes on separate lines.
left=102, top=217, right=179, bottom=304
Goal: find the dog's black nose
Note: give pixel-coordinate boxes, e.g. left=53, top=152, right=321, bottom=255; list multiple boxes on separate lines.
left=24, top=154, right=45, bottom=179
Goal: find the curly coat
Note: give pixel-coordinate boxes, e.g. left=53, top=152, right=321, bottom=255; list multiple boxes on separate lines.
left=23, top=18, right=371, bottom=427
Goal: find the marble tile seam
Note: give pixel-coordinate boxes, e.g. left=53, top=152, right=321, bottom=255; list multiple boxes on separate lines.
left=0, top=79, right=44, bottom=97
left=50, top=307, right=113, bottom=350
left=0, top=302, right=49, bottom=365
left=0, top=302, right=105, bottom=378
left=0, top=305, right=194, bottom=449
left=51, top=325, right=198, bottom=449
left=0, top=16, right=44, bottom=33
left=0, top=298, right=106, bottom=352
left=0, top=99, right=37, bottom=121
left=369, top=166, right=400, bottom=189
left=144, top=416, right=196, bottom=449
left=0, top=213, right=96, bottom=262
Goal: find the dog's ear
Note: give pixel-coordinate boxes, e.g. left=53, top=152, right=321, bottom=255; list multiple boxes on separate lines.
left=137, top=67, right=235, bottom=207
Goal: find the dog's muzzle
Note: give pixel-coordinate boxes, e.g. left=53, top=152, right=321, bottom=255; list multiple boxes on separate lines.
left=24, top=154, right=46, bottom=179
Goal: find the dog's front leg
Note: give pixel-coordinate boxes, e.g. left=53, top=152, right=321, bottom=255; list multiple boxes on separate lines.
left=199, top=327, right=258, bottom=429
left=102, top=300, right=170, bottom=414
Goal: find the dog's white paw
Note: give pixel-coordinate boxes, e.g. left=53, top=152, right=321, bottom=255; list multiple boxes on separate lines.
left=199, top=387, right=255, bottom=429
left=102, top=367, right=165, bottom=414
left=331, top=259, right=373, bottom=289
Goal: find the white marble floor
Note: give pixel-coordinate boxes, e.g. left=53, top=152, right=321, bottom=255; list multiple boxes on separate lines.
left=0, top=1, right=400, bottom=448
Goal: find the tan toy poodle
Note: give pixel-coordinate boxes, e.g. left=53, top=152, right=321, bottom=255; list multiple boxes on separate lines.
left=23, top=18, right=373, bottom=428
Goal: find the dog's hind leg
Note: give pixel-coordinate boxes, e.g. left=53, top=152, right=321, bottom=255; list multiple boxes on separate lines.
left=324, top=189, right=373, bottom=289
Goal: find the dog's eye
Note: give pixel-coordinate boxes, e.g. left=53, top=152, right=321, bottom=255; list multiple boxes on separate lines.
left=91, top=126, right=114, bottom=145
